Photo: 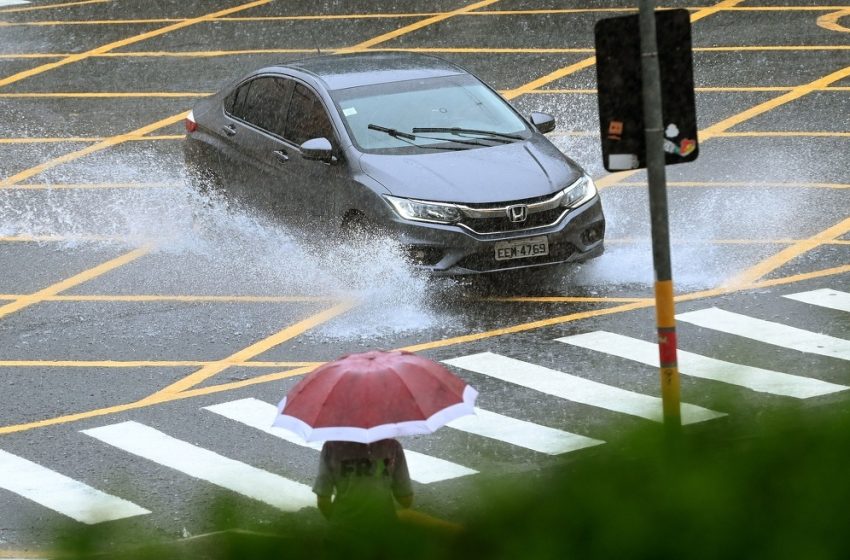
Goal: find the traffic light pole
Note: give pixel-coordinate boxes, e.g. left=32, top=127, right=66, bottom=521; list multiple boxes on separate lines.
left=639, top=0, right=681, bottom=432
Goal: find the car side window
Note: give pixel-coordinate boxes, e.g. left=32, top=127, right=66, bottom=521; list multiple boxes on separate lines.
left=284, top=83, right=334, bottom=147
left=226, top=77, right=293, bottom=136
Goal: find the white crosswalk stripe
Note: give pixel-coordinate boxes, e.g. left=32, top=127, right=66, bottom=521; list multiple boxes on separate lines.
left=0, top=449, right=149, bottom=524
left=677, top=307, right=850, bottom=361
left=784, top=288, right=850, bottom=313
left=444, top=352, right=725, bottom=424
left=447, top=408, right=604, bottom=455
left=558, top=331, right=847, bottom=399
left=81, top=421, right=315, bottom=512
left=203, top=399, right=477, bottom=483
left=0, top=1, right=31, bottom=6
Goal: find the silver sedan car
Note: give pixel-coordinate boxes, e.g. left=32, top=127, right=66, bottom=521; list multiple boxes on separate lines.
left=184, top=52, right=605, bottom=274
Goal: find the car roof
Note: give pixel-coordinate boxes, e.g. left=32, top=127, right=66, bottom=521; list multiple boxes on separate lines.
left=278, top=52, right=468, bottom=91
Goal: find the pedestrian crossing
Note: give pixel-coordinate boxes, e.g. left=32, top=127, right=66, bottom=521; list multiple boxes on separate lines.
left=444, top=352, right=726, bottom=424
left=783, top=288, right=850, bottom=313
left=676, top=307, right=850, bottom=361
left=2, top=287, right=848, bottom=526
left=557, top=331, right=847, bottom=398
left=0, top=449, right=149, bottom=524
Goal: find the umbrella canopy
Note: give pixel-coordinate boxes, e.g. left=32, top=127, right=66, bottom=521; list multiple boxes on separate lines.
left=273, top=350, right=477, bottom=443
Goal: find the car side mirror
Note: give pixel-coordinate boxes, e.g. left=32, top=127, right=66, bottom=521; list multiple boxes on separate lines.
left=300, top=137, right=335, bottom=163
left=529, top=112, right=556, bottom=134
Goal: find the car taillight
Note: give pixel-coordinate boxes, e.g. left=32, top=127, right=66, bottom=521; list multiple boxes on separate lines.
left=185, top=111, right=197, bottom=133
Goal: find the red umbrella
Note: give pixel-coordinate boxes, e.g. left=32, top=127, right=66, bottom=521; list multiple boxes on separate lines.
left=273, top=350, right=477, bottom=443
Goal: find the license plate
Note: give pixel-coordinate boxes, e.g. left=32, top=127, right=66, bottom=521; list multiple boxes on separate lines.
left=494, top=236, right=549, bottom=261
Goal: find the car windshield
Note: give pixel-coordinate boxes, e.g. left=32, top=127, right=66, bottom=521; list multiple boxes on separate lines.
left=330, top=74, right=532, bottom=154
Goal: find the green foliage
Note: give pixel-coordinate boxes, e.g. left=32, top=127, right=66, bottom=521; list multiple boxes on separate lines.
left=50, top=406, right=850, bottom=559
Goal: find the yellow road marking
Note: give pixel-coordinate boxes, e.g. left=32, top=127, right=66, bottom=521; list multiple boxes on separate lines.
left=500, top=0, right=744, bottom=100
left=3, top=45, right=850, bottom=60
left=0, top=360, right=323, bottom=368
left=725, top=216, right=850, bottom=287
left=0, top=234, right=118, bottom=242
left=483, top=296, right=652, bottom=303
left=2, top=262, right=849, bottom=436
left=97, top=49, right=319, bottom=57
left=50, top=294, right=335, bottom=303
left=696, top=45, right=850, bottom=51
left=3, top=182, right=178, bottom=189
left=0, top=246, right=150, bottom=320
left=0, top=0, right=107, bottom=14
left=142, top=300, right=358, bottom=398
left=618, top=181, right=850, bottom=189
left=0, top=365, right=313, bottom=436
left=0, top=111, right=185, bottom=187
left=337, top=0, right=503, bottom=52
left=817, top=8, right=850, bottom=32
left=0, top=0, right=275, bottom=88
left=502, top=57, right=597, bottom=100
left=717, top=131, right=850, bottom=137
left=7, top=5, right=850, bottom=24
left=747, top=263, right=850, bottom=289
left=607, top=238, right=850, bottom=245
left=0, top=53, right=65, bottom=58
left=0, top=294, right=339, bottom=303
left=700, top=65, right=850, bottom=136
left=0, top=92, right=210, bottom=97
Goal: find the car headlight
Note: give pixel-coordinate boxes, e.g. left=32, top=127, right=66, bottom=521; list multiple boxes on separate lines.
left=385, top=195, right=462, bottom=224
left=560, top=175, right=598, bottom=208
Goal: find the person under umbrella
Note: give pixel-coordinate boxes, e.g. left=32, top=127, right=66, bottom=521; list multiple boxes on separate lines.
left=274, top=349, right=477, bottom=527
left=313, top=438, right=413, bottom=525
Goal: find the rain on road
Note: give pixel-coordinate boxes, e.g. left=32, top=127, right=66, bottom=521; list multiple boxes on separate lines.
left=0, top=0, right=848, bottom=552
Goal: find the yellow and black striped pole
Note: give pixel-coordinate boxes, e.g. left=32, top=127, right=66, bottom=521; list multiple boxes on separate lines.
left=639, top=0, right=681, bottom=431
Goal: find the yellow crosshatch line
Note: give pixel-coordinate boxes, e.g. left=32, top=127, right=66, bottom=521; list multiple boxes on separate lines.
left=0, top=360, right=324, bottom=368
left=0, top=92, right=211, bottom=97
left=0, top=246, right=151, bottom=321
left=0, top=294, right=341, bottom=303
left=3, top=263, right=848, bottom=437
left=0, top=112, right=186, bottom=187
left=0, top=0, right=278, bottom=88
left=817, top=8, right=850, bottom=32
left=0, top=0, right=108, bottom=14
left=1, top=182, right=178, bottom=189
left=141, top=299, right=358, bottom=399
left=3, top=45, right=850, bottom=60
left=5, top=5, right=850, bottom=25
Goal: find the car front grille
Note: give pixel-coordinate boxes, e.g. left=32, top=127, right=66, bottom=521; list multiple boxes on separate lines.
left=455, top=189, right=570, bottom=235
left=459, top=207, right=567, bottom=234
left=456, top=242, right=576, bottom=272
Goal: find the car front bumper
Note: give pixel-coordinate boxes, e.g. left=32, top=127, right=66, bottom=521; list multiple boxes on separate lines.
left=380, top=196, right=606, bottom=275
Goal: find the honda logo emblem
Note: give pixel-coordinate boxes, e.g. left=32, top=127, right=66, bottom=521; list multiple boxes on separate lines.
left=506, top=204, right=528, bottom=223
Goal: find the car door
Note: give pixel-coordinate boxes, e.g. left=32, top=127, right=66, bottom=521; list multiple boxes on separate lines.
left=273, top=81, right=347, bottom=230
left=219, top=76, right=295, bottom=214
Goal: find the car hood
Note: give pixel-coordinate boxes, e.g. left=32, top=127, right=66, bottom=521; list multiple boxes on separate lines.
left=357, top=137, right=583, bottom=204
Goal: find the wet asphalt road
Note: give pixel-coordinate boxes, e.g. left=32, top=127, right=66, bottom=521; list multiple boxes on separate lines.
left=0, top=0, right=849, bottom=552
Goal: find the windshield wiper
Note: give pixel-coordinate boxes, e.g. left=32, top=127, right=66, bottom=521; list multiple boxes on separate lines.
left=411, top=127, right=524, bottom=142
left=367, top=123, right=416, bottom=140
left=367, top=124, right=465, bottom=151
left=367, top=123, right=477, bottom=150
